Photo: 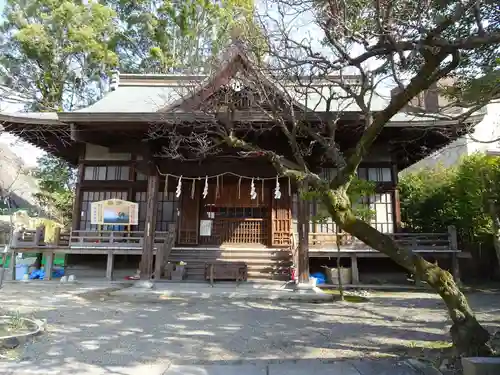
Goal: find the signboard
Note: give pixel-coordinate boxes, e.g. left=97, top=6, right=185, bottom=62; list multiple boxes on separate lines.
left=199, top=220, right=213, bottom=236
left=90, top=199, right=138, bottom=226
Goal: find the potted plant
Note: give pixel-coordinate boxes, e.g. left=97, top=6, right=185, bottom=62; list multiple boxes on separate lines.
left=171, top=261, right=187, bottom=281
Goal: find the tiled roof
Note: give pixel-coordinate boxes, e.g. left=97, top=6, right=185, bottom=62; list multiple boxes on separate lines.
left=71, top=74, right=392, bottom=114
left=74, top=85, right=188, bottom=113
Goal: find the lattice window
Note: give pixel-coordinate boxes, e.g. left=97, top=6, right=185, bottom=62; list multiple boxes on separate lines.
left=292, top=169, right=339, bottom=234
left=292, top=186, right=395, bottom=236
left=79, top=191, right=128, bottom=230
left=291, top=194, right=332, bottom=233
left=83, top=166, right=130, bottom=181
left=358, top=167, right=392, bottom=182
left=199, top=218, right=268, bottom=246
left=135, top=171, right=148, bottom=181
left=204, top=207, right=268, bottom=219
left=319, top=167, right=393, bottom=182
left=135, top=191, right=178, bottom=231
left=157, top=191, right=178, bottom=231
left=362, top=193, right=394, bottom=233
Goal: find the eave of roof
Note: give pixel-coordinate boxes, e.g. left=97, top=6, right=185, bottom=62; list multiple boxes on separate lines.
left=0, top=112, right=62, bottom=125
left=1, top=109, right=485, bottom=127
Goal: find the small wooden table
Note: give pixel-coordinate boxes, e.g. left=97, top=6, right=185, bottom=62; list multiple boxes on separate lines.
left=205, top=261, right=247, bottom=287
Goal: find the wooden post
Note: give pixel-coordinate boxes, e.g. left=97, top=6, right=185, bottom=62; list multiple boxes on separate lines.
left=35, top=226, right=44, bottom=245
left=154, top=242, right=165, bottom=280
left=0, top=253, right=7, bottom=286
left=154, top=226, right=176, bottom=280
left=106, top=250, right=114, bottom=281
left=71, top=161, right=84, bottom=231
left=392, top=164, right=402, bottom=232
left=296, top=189, right=310, bottom=284
left=448, top=225, right=461, bottom=285
left=54, top=227, right=61, bottom=246
left=350, top=254, right=360, bottom=284
left=140, top=172, right=159, bottom=279
left=44, top=252, right=54, bottom=281
left=8, top=250, right=16, bottom=281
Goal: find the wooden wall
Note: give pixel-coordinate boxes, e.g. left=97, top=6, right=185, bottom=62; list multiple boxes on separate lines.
left=74, top=143, right=400, bottom=247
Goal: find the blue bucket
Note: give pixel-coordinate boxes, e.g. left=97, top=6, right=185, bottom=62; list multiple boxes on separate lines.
left=15, top=264, right=29, bottom=280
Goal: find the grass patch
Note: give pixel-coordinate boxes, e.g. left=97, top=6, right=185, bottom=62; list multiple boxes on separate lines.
left=8, top=311, right=26, bottom=331
left=0, top=347, right=22, bottom=360
left=407, top=340, right=452, bottom=350
left=0, top=311, right=29, bottom=337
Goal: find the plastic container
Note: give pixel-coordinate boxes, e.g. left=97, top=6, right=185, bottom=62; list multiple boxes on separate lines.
left=15, top=264, right=29, bottom=280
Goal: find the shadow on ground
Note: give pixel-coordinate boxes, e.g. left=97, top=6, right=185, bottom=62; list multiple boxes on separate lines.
left=0, top=284, right=498, bottom=375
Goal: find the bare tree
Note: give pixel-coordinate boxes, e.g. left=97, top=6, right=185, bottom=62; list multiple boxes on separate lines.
left=0, top=143, right=34, bottom=287
left=149, top=0, right=499, bottom=356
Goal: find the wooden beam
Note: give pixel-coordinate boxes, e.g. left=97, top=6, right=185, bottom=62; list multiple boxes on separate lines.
left=44, top=252, right=54, bottom=280
left=139, top=172, right=159, bottom=279
left=296, top=188, right=310, bottom=283
left=71, top=157, right=85, bottom=231
left=448, top=225, right=461, bottom=286
left=392, top=163, right=402, bottom=231
left=106, top=250, right=114, bottom=281
left=350, top=254, right=360, bottom=284
left=8, top=250, right=16, bottom=281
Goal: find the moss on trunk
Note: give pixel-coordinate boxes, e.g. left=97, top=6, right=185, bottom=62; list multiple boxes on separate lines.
left=321, top=190, right=493, bottom=357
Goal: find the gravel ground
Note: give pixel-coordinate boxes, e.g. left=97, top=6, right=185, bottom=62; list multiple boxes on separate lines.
left=0, top=283, right=499, bottom=374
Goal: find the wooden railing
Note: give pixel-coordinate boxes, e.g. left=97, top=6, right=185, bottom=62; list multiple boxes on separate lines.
left=8, top=228, right=171, bottom=249
left=304, top=226, right=458, bottom=252
left=67, top=230, right=172, bottom=248
left=199, top=218, right=268, bottom=246
left=10, top=227, right=45, bottom=247
left=9, top=225, right=459, bottom=252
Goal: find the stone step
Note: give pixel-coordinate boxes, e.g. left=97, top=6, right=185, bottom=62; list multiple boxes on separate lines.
left=462, top=357, right=500, bottom=375
left=169, top=251, right=291, bottom=259
left=169, top=259, right=292, bottom=267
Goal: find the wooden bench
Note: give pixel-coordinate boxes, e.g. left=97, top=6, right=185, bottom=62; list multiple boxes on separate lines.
left=205, top=261, right=248, bottom=287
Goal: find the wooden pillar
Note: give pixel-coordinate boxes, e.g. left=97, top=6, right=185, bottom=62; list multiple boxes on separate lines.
left=7, top=227, right=18, bottom=281
left=0, top=253, right=7, bottom=286
left=391, top=164, right=402, bottom=232
left=350, top=254, right=360, bottom=284
left=44, top=252, right=53, bottom=281
left=72, top=148, right=85, bottom=231
left=35, top=226, right=44, bottom=245
left=448, top=225, right=461, bottom=285
left=8, top=249, right=16, bottom=281
left=296, top=190, right=310, bottom=284
left=106, top=250, right=114, bottom=281
left=140, top=172, right=159, bottom=279
left=154, top=242, right=165, bottom=280
left=53, top=227, right=61, bottom=246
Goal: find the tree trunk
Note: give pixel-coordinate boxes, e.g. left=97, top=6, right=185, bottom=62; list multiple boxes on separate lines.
left=321, top=191, right=492, bottom=357
left=487, top=199, right=500, bottom=278
left=335, top=225, right=344, bottom=300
